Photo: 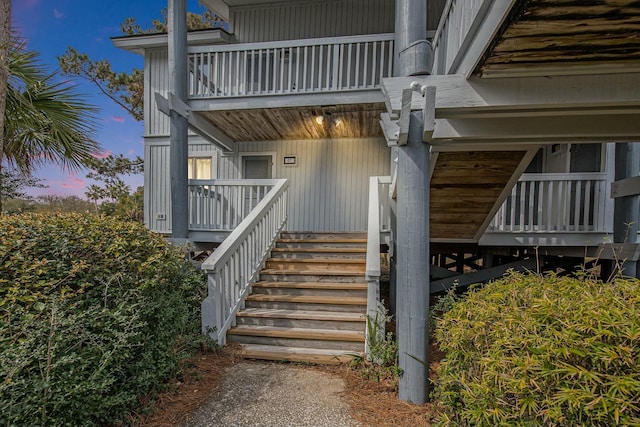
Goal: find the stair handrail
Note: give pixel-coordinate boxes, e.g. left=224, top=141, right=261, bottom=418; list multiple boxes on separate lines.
left=366, top=176, right=391, bottom=356
left=201, top=179, right=289, bottom=345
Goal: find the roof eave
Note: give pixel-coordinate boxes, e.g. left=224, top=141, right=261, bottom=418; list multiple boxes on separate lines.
left=111, top=28, right=231, bottom=54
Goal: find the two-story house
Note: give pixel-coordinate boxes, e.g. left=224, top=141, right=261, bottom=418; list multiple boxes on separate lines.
left=115, top=0, right=640, bottom=403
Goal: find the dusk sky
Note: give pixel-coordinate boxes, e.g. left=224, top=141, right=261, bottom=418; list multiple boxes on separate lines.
left=12, top=0, right=209, bottom=197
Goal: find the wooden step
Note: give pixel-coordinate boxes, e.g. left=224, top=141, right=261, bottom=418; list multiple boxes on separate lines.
left=267, top=258, right=366, bottom=265
left=228, top=326, right=365, bottom=351
left=253, top=281, right=367, bottom=290
left=228, top=325, right=365, bottom=342
left=260, top=269, right=365, bottom=277
left=252, top=281, right=366, bottom=297
left=237, top=308, right=366, bottom=322
left=272, top=247, right=367, bottom=253
left=265, top=259, right=366, bottom=273
left=236, top=308, right=366, bottom=331
left=259, top=272, right=366, bottom=284
left=246, top=294, right=367, bottom=305
left=245, top=294, right=367, bottom=312
left=270, top=247, right=367, bottom=259
left=280, top=232, right=366, bottom=240
left=278, top=238, right=367, bottom=244
left=239, top=344, right=361, bottom=364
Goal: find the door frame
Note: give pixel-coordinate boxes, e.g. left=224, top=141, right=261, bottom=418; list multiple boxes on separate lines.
left=240, top=151, right=277, bottom=179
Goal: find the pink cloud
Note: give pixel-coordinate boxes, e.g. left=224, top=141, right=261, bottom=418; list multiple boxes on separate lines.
left=127, top=149, right=136, bottom=156
left=93, top=149, right=112, bottom=159
left=110, top=116, right=126, bottom=123
left=59, top=173, right=86, bottom=190
left=53, top=9, right=64, bottom=19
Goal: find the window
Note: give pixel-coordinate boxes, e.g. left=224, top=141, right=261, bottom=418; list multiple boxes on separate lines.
left=188, top=157, right=212, bottom=179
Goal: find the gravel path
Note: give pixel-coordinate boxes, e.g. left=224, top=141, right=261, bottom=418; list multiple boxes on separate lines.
left=183, top=361, right=360, bottom=427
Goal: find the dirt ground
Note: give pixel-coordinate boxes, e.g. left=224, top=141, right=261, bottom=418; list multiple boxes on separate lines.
left=132, top=346, right=439, bottom=427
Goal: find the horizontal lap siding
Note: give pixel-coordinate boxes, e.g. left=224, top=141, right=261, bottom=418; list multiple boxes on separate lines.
left=231, top=0, right=395, bottom=43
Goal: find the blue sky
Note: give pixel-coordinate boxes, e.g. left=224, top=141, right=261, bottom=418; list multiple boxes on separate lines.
left=12, top=0, right=208, bottom=197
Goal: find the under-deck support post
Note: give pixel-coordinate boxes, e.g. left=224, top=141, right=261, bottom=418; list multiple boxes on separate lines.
left=614, top=143, right=640, bottom=278
left=393, top=0, right=432, bottom=404
left=396, top=112, right=430, bottom=403
left=168, top=0, right=189, bottom=240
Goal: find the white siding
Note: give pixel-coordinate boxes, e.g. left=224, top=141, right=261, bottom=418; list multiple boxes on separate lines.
left=145, top=136, right=390, bottom=233
left=145, top=141, right=171, bottom=232
left=145, top=137, right=221, bottom=232
left=219, top=138, right=390, bottom=231
left=231, top=0, right=395, bottom=43
left=144, top=49, right=170, bottom=136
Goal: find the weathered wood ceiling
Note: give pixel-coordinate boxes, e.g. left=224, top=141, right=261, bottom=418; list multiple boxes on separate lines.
left=200, top=103, right=386, bottom=142
left=430, top=151, right=527, bottom=240
left=479, top=0, right=640, bottom=76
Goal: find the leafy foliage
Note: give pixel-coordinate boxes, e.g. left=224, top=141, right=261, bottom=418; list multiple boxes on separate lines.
left=433, top=272, right=640, bottom=427
left=59, top=7, right=225, bottom=121
left=4, top=38, right=99, bottom=173
left=351, top=304, right=402, bottom=383
left=0, top=213, right=211, bottom=426
left=120, top=8, right=225, bottom=35
left=85, top=154, right=144, bottom=221
left=58, top=47, right=144, bottom=121
left=0, top=168, right=46, bottom=210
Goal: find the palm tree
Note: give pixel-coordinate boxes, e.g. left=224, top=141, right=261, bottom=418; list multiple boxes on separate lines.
left=0, top=38, right=100, bottom=211
left=4, top=39, right=100, bottom=171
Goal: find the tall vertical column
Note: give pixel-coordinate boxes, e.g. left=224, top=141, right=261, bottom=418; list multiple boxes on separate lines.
left=394, top=0, right=431, bottom=404
left=614, top=143, right=640, bottom=277
left=168, top=0, right=189, bottom=240
left=397, top=111, right=430, bottom=403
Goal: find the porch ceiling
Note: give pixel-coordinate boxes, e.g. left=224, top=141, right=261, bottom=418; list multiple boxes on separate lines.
left=478, top=0, right=640, bottom=77
left=199, top=103, right=386, bottom=141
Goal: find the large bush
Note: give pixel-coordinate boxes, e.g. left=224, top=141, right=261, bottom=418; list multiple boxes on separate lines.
left=0, top=213, right=208, bottom=426
left=434, top=272, right=640, bottom=427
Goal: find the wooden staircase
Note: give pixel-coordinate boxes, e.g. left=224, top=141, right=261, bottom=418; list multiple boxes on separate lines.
left=228, top=232, right=368, bottom=364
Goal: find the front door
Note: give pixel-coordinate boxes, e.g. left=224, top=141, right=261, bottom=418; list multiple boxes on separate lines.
left=242, top=155, right=273, bottom=179
left=241, top=155, right=273, bottom=216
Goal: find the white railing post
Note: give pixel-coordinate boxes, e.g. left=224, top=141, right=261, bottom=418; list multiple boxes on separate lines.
left=365, top=176, right=392, bottom=358
left=202, top=271, right=224, bottom=344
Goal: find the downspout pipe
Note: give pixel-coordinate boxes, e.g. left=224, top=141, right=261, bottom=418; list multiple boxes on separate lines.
left=394, top=0, right=433, bottom=76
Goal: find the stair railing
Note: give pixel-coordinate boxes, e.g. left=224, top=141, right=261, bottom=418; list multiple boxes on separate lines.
left=365, top=176, right=392, bottom=357
left=201, top=179, right=289, bottom=345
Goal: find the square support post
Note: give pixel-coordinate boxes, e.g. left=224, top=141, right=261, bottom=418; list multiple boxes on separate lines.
left=168, top=0, right=189, bottom=239
left=396, top=111, right=430, bottom=403
left=614, top=142, right=640, bottom=277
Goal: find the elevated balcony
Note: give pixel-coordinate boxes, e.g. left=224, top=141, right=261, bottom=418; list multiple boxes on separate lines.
left=185, top=34, right=394, bottom=142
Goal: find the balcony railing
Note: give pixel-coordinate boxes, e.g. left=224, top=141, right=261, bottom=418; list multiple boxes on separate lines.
left=188, top=179, right=277, bottom=231
left=488, top=173, right=612, bottom=233
left=188, top=33, right=394, bottom=98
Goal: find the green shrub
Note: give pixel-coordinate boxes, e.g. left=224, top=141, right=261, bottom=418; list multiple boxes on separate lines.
left=0, top=213, right=209, bottom=426
left=433, top=271, right=640, bottom=427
